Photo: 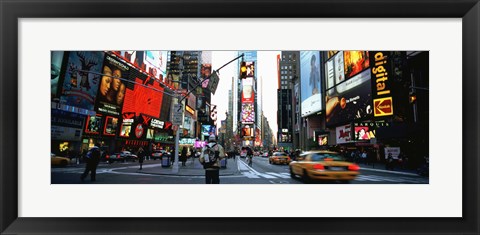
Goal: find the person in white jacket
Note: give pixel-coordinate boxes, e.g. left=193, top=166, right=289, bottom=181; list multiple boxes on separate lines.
left=199, top=134, right=225, bottom=184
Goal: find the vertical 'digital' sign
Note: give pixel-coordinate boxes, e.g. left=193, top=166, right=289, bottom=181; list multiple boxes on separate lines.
left=371, top=51, right=393, bottom=117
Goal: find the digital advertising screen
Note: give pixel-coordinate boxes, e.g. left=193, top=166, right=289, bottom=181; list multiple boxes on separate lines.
left=84, top=115, right=102, bottom=134
left=242, top=127, right=253, bottom=137
left=201, top=51, right=212, bottom=88
left=144, top=51, right=168, bottom=81
left=245, top=61, right=255, bottom=78
left=122, top=71, right=164, bottom=119
left=103, top=116, right=119, bottom=136
left=241, top=103, right=255, bottom=123
left=241, top=85, right=254, bottom=103
left=344, top=51, right=370, bottom=79
left=318, top=134, right=328, bottom=146
left=60, top=51, right=104, bottom=110
left=119, top=112, right=135, bottom=138
left=116, top=51, right=144, bottom=68
left=201, top=125, right=216, bottom=136
left=95, top=54, right=131, bottom=116
left=300, top=51, right=322, bottom=117
left=146, top=128, right=154, bottom=140
left=325, top=70, right=373, bottom=126
left=354, top=126, right=375, bottom=140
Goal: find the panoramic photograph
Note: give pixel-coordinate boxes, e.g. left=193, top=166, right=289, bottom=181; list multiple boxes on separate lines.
left=51, top=50, right=429, bottom=184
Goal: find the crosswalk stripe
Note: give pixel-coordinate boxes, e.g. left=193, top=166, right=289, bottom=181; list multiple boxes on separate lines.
left=265, top=172, right=290, bottom=179
left=257, top=173, right=276, bottom=179
left=242, top=172, right=260, bottom=178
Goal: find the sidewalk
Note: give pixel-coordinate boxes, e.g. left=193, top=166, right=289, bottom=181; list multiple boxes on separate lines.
left=357, top=162, right=420, bottom=176
left=116, top=158, right=240, bottom=176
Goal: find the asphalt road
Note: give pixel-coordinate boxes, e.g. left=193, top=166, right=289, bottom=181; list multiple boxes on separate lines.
left=51, top=157, right=428, bottom=184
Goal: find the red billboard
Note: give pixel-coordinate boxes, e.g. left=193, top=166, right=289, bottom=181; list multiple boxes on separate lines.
left=122, top=71, right=164, bottom=118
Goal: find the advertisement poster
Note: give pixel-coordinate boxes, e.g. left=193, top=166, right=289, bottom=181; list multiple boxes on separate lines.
left=146, top=129, right=154, bottom=140
left=325, top=70, right=373, bottom=126
left=84, top=115, right=102, bottom=134
left=200, top=51, right=212, bottom=88
left=242, top=127, right=253, bottom=137
left=318, top=134, right=328, bottom=146
left=60, top=51, right=104, bottom=110
left=96, top=54, right=130, bottom=116
left=51, top=51, right=65, bottom=98
left=119, top=112, right=135, bottom=138
left=344, top=51, right=370, bottom=79
left=334, top=51, right=345, bottom=85
left=354, top=126, right=375, bottom=140
left=144, top=51, right=168, bottom=81
left=325, top=59, right=335, bottom=92
left=241, top=103, right=255, bottom=123
left=384, top=147, right=401, bottom=159
left=300, top=51, right=322, bottom=117
left=122, top=71, right=163, bottom=119
left=245, top=61, right=255, bottom=78
left=336, top=124, right=353, bottom=144
left=103, top=116, right=119, bottom=136
left=201, top=125, right=216, bottom=136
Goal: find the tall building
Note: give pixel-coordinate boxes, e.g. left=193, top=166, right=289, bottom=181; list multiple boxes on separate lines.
left=236, top=51, right=258, bottom=148
left=276, top=51, right=299, bottom=151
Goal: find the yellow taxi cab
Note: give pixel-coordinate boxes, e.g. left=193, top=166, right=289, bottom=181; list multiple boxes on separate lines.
left=51, top=153, right=70, bottom=167
left=289, top=150, right=360, bottom=183
left=269, top=152, right=291, bottom=165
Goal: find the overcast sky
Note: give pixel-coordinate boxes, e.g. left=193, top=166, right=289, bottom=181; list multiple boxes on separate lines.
left=211, top=51, right=280, bottom=140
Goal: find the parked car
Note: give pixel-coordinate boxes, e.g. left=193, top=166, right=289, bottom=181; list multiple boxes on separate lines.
left=151, top=150, right=167, bottom=160
left=106, top=151, right=138, bottom=163
left=269, top=152, right=291, bottom=165
left=51, top=153, right=70, bottom=167
left=262, top=152, right=269, bottom=158
left=289, top=150, right=360, bottom=183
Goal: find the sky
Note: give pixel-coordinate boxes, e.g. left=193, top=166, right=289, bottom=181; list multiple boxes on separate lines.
left=211, top=51, right=280, bottom=140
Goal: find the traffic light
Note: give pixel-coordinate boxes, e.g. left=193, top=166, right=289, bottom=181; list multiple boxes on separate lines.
left=409, top=91, right=417, bottom=104
left=240, top=62, right=247, bottom=79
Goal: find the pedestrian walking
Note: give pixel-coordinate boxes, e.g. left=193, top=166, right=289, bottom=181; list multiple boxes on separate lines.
left=137, top=147, right=146, bottom=170
left=199, top=134, right=226, bottom=184
left=80, top=145, right=101, bottom=182
left=180, top=147, right=187, bottom=166
left=386, top=153, right=394, bottom=170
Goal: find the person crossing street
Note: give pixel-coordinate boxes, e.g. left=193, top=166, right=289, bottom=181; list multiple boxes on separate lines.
left=199, top=134, right=226, bottom=184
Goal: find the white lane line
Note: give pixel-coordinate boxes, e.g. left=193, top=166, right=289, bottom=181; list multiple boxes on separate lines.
left=242, top=172, right=260, bottom=178
left=257, top=173, right=276, bottom=179
left=265, top=172, right=290, bottom=179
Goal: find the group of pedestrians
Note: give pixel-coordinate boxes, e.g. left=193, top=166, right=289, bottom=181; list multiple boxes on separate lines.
left=80, top=136, right=228, bottom=184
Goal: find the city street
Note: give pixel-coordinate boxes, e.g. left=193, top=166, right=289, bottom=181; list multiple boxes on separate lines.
left=52, top=156, right=428, bottom=184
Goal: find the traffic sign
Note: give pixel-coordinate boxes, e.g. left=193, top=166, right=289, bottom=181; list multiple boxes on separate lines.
left=208, top=72, right=219, bottom=95
left=172, top=104, right=184, bottom=125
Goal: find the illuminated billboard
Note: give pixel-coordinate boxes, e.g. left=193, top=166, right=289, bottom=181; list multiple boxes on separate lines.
left=122, top=71, right=164, bottom=119
left=241, top=103, right=255, bottom=123
left=354, top=126, right=375, bottom=140
left=95, top=54, right=130, bottom=116
left=318, top=134, right=328, bottom=146
left=103, top=116, right=119, bottom=136
left=370, top=51, right=394, bottom=118
left=344, top=51, right=370, bottom=79
left=300, top=51, right=322, bottom=117
left=51, top=51, right=65, bottom=98
left=245, top=61, right=255, bottom=78
left=336, top=124, right=352, bottom=144
left=84, top=114, right=102, bottom=134
left=325, top=70, right=373, bottom=126
left=144, top=51, right=168, bottom=81
left=60, top=51, right=104, bottom=110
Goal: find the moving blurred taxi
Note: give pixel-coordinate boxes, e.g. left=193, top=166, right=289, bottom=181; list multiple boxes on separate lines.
left=51, top=153, right=70, bottom=167
left=289, top=150, right=360, bottom=183
left=269, top=152, right=291, bottom=165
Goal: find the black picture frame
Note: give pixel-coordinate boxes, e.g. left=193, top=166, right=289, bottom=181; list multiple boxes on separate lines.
left=1, top=0, right=478, bottom=234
